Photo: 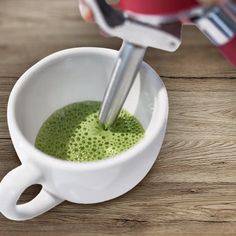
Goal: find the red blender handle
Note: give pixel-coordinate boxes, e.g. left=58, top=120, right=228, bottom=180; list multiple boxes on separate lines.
left=105, top=0, right=236, bottom=67
left=118, top=0, right=199, bottom=15
left=217, top=1, right=236, bottom=67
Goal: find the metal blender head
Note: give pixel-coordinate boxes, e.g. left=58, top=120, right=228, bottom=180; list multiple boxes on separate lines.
left=99, top=42, right=146, bottom=128
left=82, top=0, right=236, bottom=127
left=83, top=0, right=184, bottom=127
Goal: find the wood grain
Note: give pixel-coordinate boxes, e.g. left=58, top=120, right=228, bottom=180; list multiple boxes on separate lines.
left=0, top=0, right=236, bottom=235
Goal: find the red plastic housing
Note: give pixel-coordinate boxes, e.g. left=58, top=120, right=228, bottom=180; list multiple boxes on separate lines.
left=218, top=35, right=236, bottom=68
left=118, top=0, right=199, bottom=15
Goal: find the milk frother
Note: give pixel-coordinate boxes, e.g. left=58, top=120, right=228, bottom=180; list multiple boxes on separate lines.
left=81, top=0, right=236, bottom=127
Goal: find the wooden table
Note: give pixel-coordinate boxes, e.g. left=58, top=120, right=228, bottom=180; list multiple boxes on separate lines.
left=0, top=1, right=236, bottom=235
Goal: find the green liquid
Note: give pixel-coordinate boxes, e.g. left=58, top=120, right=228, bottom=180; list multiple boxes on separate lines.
left=35, top=101, right=144, bottom=162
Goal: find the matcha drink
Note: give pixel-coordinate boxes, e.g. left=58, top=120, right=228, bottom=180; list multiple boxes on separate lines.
left=35, top=101, right=144, bottom=162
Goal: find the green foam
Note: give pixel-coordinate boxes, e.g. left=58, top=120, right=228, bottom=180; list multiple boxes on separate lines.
left=35, top=101, right=144, bottom=162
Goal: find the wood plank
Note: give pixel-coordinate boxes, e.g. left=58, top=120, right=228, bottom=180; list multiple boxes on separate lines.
left=1, top=77, right=235, bottom=139
left=0, top=76, right=15, bottom=138
left=164, top=78, right=236, bottom=141
left=0, top=0, right=236, bottom=78
left=1, top=133, right=236, bottom=186
left=1, top=138, right=236, bottom=235
left=1, top=222, right=236, bottom=236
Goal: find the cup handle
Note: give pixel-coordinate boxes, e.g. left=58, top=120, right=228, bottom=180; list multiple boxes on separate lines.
left=0, top=164, right=63, bottom=221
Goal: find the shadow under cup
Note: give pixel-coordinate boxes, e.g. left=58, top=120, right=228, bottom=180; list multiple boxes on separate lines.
left=12, top=48, right=167, bottom=156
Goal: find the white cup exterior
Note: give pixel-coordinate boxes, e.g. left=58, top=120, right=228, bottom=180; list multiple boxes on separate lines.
left=0, top=48, right=168, bottom=221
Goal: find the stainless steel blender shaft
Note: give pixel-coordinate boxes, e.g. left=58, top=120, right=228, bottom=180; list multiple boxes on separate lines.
left=99, top=41, right=146, bottom=127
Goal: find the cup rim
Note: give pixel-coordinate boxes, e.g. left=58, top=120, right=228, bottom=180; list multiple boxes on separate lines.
left=7, top=47, right=168, bottom=170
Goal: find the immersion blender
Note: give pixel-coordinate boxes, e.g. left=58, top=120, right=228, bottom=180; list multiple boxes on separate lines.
left=81, top=0, right=236, bottom=127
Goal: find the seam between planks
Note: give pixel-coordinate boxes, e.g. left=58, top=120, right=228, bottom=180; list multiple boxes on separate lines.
left=160, top=76, right=236, bottom=80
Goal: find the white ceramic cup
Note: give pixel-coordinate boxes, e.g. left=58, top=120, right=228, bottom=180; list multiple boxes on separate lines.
left=0, top=48, right=168, bottom=221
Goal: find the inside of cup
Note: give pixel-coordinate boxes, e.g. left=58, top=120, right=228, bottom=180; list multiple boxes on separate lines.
left=12, top=48, right=165, bottom=145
